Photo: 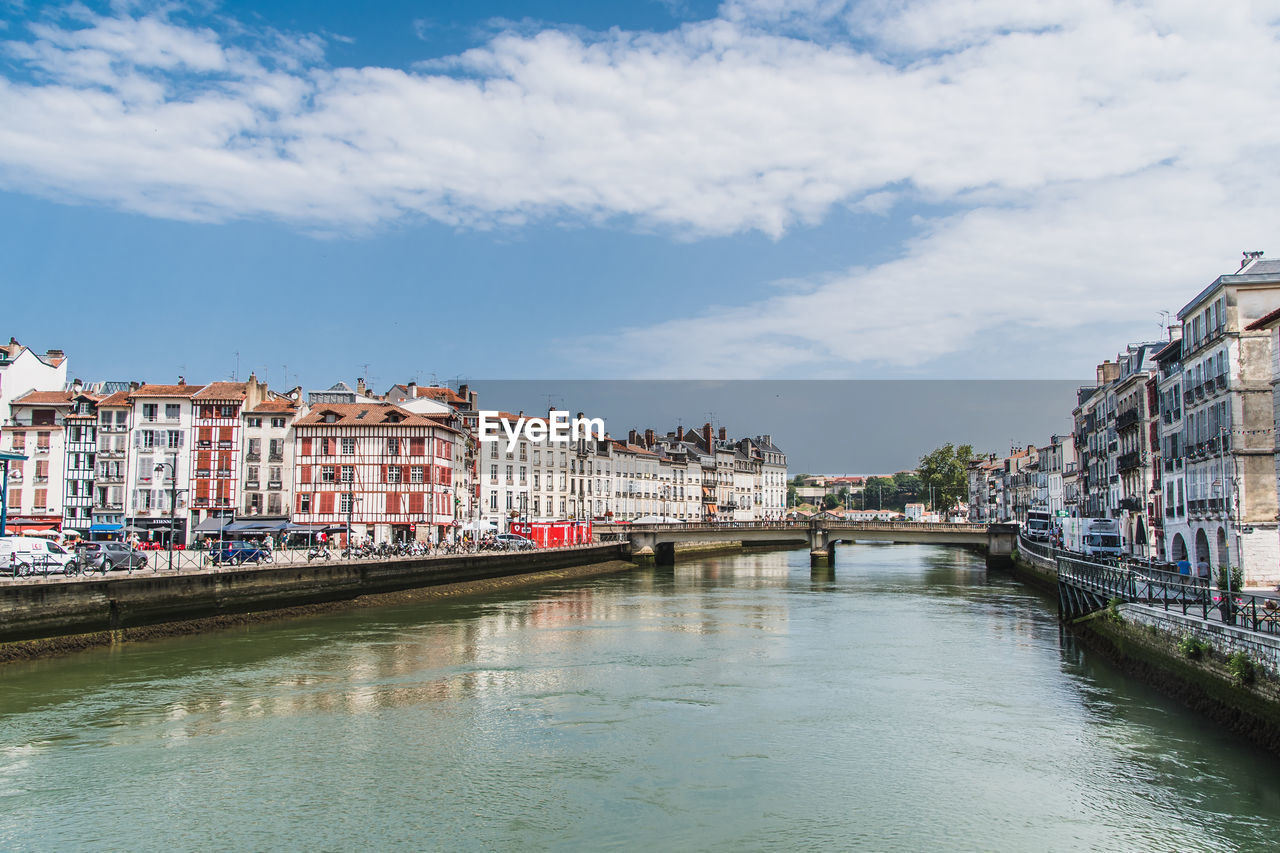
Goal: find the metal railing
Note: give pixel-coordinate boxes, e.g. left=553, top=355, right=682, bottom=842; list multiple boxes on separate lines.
left=1057, top=555, right=1278, bottom=635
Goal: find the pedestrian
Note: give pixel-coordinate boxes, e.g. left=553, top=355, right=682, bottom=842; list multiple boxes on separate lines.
left=1196, top=558, right=1210, bottom=581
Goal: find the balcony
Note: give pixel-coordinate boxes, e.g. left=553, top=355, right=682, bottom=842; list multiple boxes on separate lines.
left=268, top=453, right=284, bottom=463
left=94, top=501, right=124, bottom=511
left=1116, top=408, right=1141, bottom=430
left=35, top=445, right=50, bottom=454
left=1195, top=383, right=1206, bottom=400
left=245, top=452, right=261, bottom=462
left=267, top=480, right=282, bottom=490
left=1183, top=390, right=1195, bottom=405
left=1117, top=450, right=1142, bottom=472
left=245, top=480, right=260, bottom=490
left=217, top=441, right=233, bottom=450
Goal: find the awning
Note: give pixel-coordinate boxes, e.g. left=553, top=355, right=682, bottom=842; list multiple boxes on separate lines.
left=89, top=523, right=124, bottom=532
left=227, top=520, right=289, bottom=533
left=192, top=517, right=234, bottom=534
left=5, top=524, right=56, bottom=534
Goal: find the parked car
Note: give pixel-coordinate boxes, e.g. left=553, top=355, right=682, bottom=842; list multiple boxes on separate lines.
left=0, top=536, right=79, bottom=575
left=79, top=542, right=147, bottom=572
left=210, top=540, right=272, bottom=566
left=494, top=533, right=535, bottom=550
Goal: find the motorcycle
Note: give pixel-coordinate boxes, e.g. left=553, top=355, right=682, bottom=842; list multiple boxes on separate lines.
left=307, top=545, right=331, bottom=562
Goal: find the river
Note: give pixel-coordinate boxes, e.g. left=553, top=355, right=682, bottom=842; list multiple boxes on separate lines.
left=1, top=545, right=1278, bottom=851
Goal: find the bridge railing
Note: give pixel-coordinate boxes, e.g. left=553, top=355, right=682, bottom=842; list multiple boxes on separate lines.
left=597, top=520, right=991, bottom=533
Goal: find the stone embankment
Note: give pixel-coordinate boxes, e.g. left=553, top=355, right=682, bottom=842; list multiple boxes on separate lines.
left=1012, top=536, right=1280, bottom=755
left=0, top=544, right=629, bottom=662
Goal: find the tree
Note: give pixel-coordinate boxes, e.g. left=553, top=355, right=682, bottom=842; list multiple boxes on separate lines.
left=917, top=443, right=976, bottom=511
left=786, top=484, right=798, bottom=507
left=822, top=494, right=839, bottom=510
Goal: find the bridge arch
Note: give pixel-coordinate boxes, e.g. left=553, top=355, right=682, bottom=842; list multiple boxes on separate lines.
left=1171, top=533, right=1187, bottom=563
left=1194, top=528, right=1210, bottom=568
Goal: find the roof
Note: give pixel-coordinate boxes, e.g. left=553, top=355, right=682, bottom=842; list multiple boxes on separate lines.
left=98, top=391, right=131, bottom=407
left=246, top=399, right=298, bottom=415
left=295, top=403, right=459, bottom=432
left=11, top=390, right=74, bottom=406
left=192, top=382, right=248, bottom=401
left=1246, top=305, right=1280, bottom=331
left=415, top=386, right=465, bottom=404
left=1179, top=256, right=1280, bottom=319
left=131, top=383, right=205, bottom=398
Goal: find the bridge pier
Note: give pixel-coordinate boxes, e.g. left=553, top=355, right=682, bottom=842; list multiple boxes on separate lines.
left=808, top=527, right=834, bottom=568
left=655, top=541, right=676, bottom=566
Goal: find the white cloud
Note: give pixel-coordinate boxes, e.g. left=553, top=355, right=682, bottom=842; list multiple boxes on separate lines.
left=1, top=1, right=1279, bottom=374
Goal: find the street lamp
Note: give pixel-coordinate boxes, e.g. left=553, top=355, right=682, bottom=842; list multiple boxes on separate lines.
left=154, top=456, right=185, bottom=573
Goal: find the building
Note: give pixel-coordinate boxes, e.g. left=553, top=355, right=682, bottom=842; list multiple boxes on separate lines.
left=292, top=402, right=460, bottom=544
left=0, top=338, right=66, bottom=422
left=2, top=390, right=73, bottom=534
left=1112, top=343, right=1163, bottom=556
left=125, top=380, right=204, bottom=546
left=1174, top=256, right=1280, bottom=583
left=239, top=392, right=302, bottom=528
left=92, top=390, right=132, bottom=539
left=1154, top=333, right=1186, bottom=562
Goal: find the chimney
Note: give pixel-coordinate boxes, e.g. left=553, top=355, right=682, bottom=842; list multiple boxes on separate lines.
left=718, top=426, right=727, bottom=441
left=676, top=425, right=684, bottom=441
left=629, top=429, right=640, bottom=445
left=178, top=375, right=185, bottom=386
left=356, top=378, right=367, bottom=397
left=407, top=381, right=417, bottom=398
left=129, top=381, right=141, bottom=392
left=644, top=429, right=655, bottom=447
left=45, top=348, right=65, bottom=361
left=702, top=423, right=712, bottom=448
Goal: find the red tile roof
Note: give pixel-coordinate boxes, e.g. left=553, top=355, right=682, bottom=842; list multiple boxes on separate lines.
left=131, top=383, right=205, bottom=398
left=192, top=382, right=248, bottom=401
left=415, top=386, right=465, bottom=404
left=246, top=399, right=298, bottom=415
left=296, top=403, right=459, bottom=432
left=12, top=390, right=74, bottom=405
left=98, top=391, right=131, bottom=407
left=1246, top=306, right=1280, bottom=331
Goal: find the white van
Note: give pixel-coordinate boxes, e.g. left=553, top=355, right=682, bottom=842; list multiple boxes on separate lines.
left=0, top=536, right=79, bottom=575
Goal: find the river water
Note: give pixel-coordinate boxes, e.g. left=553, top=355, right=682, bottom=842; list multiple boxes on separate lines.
left=1, top=545, right=1278, bottom=851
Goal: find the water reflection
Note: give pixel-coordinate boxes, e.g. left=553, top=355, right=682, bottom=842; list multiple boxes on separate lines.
left=0, top=545, right=1277, bottom=852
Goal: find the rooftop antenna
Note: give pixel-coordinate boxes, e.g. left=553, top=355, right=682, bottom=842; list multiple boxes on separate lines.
left=1158, top=310, right=1171, bottom=338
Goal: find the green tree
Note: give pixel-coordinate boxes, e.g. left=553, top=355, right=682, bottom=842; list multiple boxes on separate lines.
left=786, top=484, right=798, bottom=507
left=822, top=494, right=839, bottom=510
left=917, top=443, right=976, bottom=511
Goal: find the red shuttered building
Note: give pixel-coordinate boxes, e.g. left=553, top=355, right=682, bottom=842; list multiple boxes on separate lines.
left=293, top=403, right=459, bottom=544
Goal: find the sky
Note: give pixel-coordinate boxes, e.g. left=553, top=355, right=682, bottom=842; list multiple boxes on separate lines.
left=2, top=0, right=1279, bottom=392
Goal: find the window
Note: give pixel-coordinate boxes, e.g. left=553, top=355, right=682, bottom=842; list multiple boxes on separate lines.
left=491, top=443, right=498, bottom=458
left=269, top=466, right=281, bottom=482
left=140, top=430, right=155, bottom=450
left=247, top=466, right=259, bottom=481
left=247, top=417, right=262, bottom=428
left=298, top=493, right=311, bottom=513
left=167, top=430, right=182, bottom=449
left=489, top=491, right=498, bottom=510
left=248, top=437, right=261, bottom=456
left=505, top=465, right=513, bottom=482
left=533, top=472, right=540, bottom=490
left=10, top=433, right=23, bottom=451
left=490, top=464, right=498, bottom=482
left=220, top=405, right=235, bottom=418
left=387, top=466, right=402, bottom=484
left=388, top=438, right=400, bottom=456
left=166, top=403, right=181, bottom=420
left=269, top=439, right=284, bottom=459
left=342, top=437, right=356, bottom=455
left=341, top=465, right=354, bottom=483
left=506, top=493, right=513, bottom=510
left=271, top=417, right=286, bottom=428
left=143, top=403, right=158, bottom=421
left=321, top=465, right=335, bottom=483
left=411, top=466, right=424, bottom=484
left=340, top=493, right=353, bottom=514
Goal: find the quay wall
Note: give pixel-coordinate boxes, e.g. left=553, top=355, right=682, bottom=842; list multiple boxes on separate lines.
left=1073, top=607, right=1280, bottom=755
left=0, top=544, right=628, bottom=660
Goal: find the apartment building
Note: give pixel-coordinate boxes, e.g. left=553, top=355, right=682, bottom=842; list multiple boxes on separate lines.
left=125, top=381, right=203, bottom=546
left=2, top=390, right=73, bottom=533
left=92, top=390, right=132, bottom=538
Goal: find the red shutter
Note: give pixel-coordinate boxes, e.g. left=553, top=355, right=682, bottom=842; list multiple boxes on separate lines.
left=219, top=426, right=233, bottom=441
left=382, top=465, right=389, bottom=482
left=296, top=494, right=305, bottom=514
left=199, top=427, right=213, bottom=443
left=409, top=493, right=424, bottom=514
left=401, top=465, right=409, bottom=482
left=300, top=465, right=311, bottom=484
left=386, top=492, right=400, bottom=515
left=410, top=437, right=425, bottom=455
left=302, top=437, right=312, bottom=455
left=327, top=437, right=337, bottom=455
left=319, top=493, right=334, bottom=514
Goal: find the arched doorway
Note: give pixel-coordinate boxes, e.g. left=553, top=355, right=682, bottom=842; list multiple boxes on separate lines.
left=1171, top=533, right=1188, bottom=563
left=1195, top=528, right=1210, bottom=569
left=1217, top=527, right=1229, bottom=569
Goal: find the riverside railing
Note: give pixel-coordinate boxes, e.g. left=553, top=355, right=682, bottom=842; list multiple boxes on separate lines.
left=1, top=541, right=619, bottom=583
left=1057, top=554, right=1280, bottom=636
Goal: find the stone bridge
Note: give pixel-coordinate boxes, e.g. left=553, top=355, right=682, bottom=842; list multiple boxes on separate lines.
left=595, top=521, right=1018, bottom=567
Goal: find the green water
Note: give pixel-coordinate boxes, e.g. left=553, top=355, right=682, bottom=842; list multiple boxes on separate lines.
left=1, top=545, right=1278, bottom=851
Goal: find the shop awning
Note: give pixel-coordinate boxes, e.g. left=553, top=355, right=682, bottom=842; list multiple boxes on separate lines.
left=88, top=523, right=124, bottom=532
left=192, top=517, right=234, bottom=534
left=5, top=524, right=56, bottom=535
left=227, top=520, right=289, bottom=533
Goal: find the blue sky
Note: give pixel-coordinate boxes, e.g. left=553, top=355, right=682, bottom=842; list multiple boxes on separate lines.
left=2, top=0, right=1278, bottom=392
